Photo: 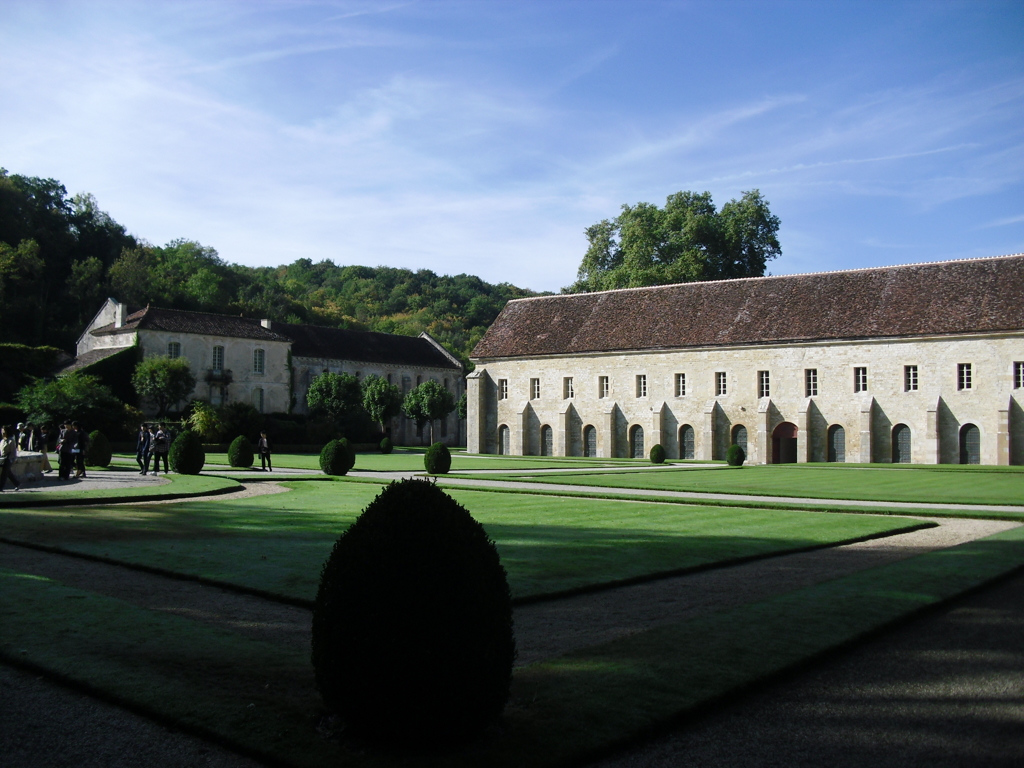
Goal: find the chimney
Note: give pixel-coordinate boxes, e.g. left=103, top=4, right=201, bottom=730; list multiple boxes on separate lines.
left=114, top=302, right=126, bottom=328
left=261, top=319, right=272, bottom=330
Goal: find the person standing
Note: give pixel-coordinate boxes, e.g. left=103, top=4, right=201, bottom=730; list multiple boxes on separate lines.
left=73, top=422, right=89, bottom=479
left=136, top=424, right=152, bottom=474
left=258, top=430, right=272, bottom=471
left=152, top=424, right=170, bottom=474
left=38, top=424, right=53, bottom=474
left=58, top=421, right=77, bottom=481
left=0, top=425, right=20, bottom=492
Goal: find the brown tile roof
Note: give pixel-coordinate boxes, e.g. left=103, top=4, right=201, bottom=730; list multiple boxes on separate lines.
left=92, top=307, right=291, bottom=342
left=276, top=323, right=461, bottom=370
left=55, top=346, right=128, bottom=375
left=472, top=255, right=1024, bottom=360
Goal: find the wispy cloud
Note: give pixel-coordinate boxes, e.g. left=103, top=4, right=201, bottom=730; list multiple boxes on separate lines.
left=978, top=213, right=1024, bottom=228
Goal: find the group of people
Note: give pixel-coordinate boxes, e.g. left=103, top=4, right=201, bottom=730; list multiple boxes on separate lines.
left=0, top=420, right=91, bottom=491
left=135, top=424, right=171, bottom=475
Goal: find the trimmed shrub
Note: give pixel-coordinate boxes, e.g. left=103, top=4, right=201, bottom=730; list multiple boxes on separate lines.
left=726, top=444, right=746, bottom=467
left=228, top=435, right=254, bottom=468
left=649, top=444, right=666, bottom=464
left=424, top=442, right=451, bottom=474
left=379, top=437, right=393, bottom=455
left=170, top=430, right=206, bottom=475
left=320, top=438, right=355, bottom=476
left=311, top=478, right=515, bottom=745
left=85, top=430, right=112, bottom=468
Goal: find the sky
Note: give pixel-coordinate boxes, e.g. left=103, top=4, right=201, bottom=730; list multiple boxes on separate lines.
left=1, top=0, right=1023, bottom=293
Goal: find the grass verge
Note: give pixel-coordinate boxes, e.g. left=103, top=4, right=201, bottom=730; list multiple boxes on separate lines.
left=0, top=474, right=240, bottom=508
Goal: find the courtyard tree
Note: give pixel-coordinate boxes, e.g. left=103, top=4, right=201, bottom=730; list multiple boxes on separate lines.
left=402, top=379, right=455, bottom=444
left=16, top=372, right=127, bottom=435
left=132, top=356, right=197, bottom=418
left=361, top=374, right=403, bottom=434
left=566, top=189, right=781, bottom=292
left=307, top=372, right=363, bottom=422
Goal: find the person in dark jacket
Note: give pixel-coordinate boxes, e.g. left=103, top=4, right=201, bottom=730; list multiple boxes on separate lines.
left=152, top=424, right=170, bottom=474
left=258, top=430, right=272, bottom=471
left=0, top=425, right=20, bottom=492
left=73, top=421, right=89, bottom=478
left=136, top=424, right=152, bottom=474
left=58, top=421, right=77, bottom=481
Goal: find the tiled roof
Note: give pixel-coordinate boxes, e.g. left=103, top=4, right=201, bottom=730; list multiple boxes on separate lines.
left=277, top=323, right=461, bottom=370
left=92, top=307, right=291, bottom=343
left=56, top=346, right=128, bottom=375
left=472, top=255, right=1024, bottom=359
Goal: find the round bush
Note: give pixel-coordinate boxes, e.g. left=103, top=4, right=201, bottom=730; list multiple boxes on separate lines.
left=320, top=438, right=355, bottom=476
left=726, top=444, right=746, bottom=467
left=169, top=430, right=206, bottom=475
left=649, top=444, right=666, bottom=464
left=424, top=442, right=451, bottom=474
left=311, top=478, right=515, bottom=745
left=85, top=430, right=112, bottom=468
left=379, top=437, right=393, bottom=455
left=228, top=435, right=254, bottom=468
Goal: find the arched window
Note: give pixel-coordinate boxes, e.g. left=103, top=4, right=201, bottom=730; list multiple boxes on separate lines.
left=732, top=425, right=748, bottom=453
left=679, top=424, right=695, bottom=460
left=630, top=425, right=644, bottom=459
left=583, top=425, right=597, bottom=457
left=497, top=425, right=510, bottom=455
left=892, top=424, right=911, bottom=464
left=959, top=424, right=980, bottom=465
left=540, top=425, right=553, bottom=456
left=827, top=425, right=846, bottom=463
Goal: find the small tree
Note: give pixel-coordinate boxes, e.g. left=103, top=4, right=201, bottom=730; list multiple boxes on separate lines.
left=456, top=391, right=468, bottom=420
left=16, top=373, right=126, bottom=435
left=402, top=380, right=455, bottom=444
left=132, top=357, right=196, bottom=418
left=185, top=400, right=220, bottom=441
left=361, top=374, right=403, bottom=434
left=308, top=372, right=363, bottom=422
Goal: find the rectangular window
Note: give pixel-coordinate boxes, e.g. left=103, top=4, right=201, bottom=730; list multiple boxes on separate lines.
left=958, top=363, right=972, bottom=391
left=167, top=342, right=181, bottom=359
left=498, top=379, right=508, bottom=400
left=253, top=348, right=265, bottom=375
left=599, top=376, right=609, bottom=398
left=904, top=365, right=918, bottom=392
left=251, top=387, right=264, bottom=413
left=530, top=378, right=540, bottom=399
left=854, top=367, right=868, bottom=393
left=758, top=370, right=770, bottom=399
left=212, top=345, right=224, bottom=373
left=675, top=373, right=686, bottom=397
left=563, top=377, right=574, bottom=399
left=636, top=375, right=647, bottom=398
left=805, top=368, right=818, bottom=397
left=1016, top=362, right=1024, bottom=389
left=715, top=371, right=727, bottom=396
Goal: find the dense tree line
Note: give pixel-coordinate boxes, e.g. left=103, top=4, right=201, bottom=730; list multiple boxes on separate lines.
left=0, top=168, right=536, bottom=367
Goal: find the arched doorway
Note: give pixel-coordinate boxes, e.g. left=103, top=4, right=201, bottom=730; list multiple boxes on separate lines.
left=959, top=424, right=980, bottom=465
left=772, top=422, right=798, bottom=464
left=583, top=425, right=597, bottom=458
left=630, top=425, right=644, bottom=459
left=732, top=425, right=748, bottom=455
left=497, top=425, right=510, bottom=455
left=679, top=424, right=695, bottom=460
left=827, top=425, right=846, bottom=463
left=892, top=424, right=911, bottom=464
left=540, top=425, right=553, bottom=456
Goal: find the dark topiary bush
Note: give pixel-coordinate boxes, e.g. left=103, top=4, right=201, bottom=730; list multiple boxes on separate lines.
left=649, top=444, right=666, bottom=464
left=379, top=437, right=393, bottom=455
left=170, top=430, right=206, bottom=475
left=228, top=435, right=254, bottom=468
left=424, top=442, right=451, bottom=474
left=85, top=430, right=112, bottom=468
left=726, top=444, right=746, bottom=467
left=320, top=438, right=355, bottom=476
left=311, top=478, right=515, bottom=745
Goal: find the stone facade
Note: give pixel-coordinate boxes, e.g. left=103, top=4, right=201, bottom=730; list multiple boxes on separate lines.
left=467, top=256, right=1024, bottom=465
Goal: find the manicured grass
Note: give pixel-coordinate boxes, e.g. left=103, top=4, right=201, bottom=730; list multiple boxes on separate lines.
left=0, top=474, right=239, bottom=508
left=4, top=523, right=1022, bottom=768
left=466, top=463, right=1024, bottom=506
left=0, top=481, right=921, bottom=602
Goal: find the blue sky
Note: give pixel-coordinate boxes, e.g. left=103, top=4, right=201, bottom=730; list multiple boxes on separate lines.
left=2, top=1, right=1022, bottom=292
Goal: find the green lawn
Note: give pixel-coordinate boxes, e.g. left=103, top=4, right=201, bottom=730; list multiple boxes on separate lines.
left=464, top=463, right=1024, bottom=506
left=0, top=480, right=922, bottom=603
left=0, top=473, right=239, bottom=508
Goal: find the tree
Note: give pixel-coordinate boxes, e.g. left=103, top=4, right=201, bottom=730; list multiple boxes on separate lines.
left=16, top=373, right=126, bottom=434
left=402, top=380, right=456, bottom=444
left=456, top=391, right=468, bottom=420
left=566, top=189, right=780, bottom=292
left=307, top=372, right=363, bottom=421
left=132, top=357, right=197, bottom=418
left=361, top=374, right=403, bottom=434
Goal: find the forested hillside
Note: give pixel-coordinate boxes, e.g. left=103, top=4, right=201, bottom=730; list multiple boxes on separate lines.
left=0, top=168, right=536, bottom=367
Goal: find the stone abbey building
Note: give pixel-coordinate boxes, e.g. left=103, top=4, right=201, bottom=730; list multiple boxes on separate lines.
left=74, top=299, right=464, bottom=445
left=466, top=254, right=1024, bottom=465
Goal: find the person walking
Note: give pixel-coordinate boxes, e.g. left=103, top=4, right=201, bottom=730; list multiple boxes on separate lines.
left=0, top=425, right=21, bottom=492
left=38, top=424, right=53, bottom=474
left=258, top=430, right=272, bottom=471
left=58, top=421, right=77, bottom=481
left=19, top=423, right=33, bottom=451
left=73, top=422, right=89, bottom=479
left=136, top=424, right=152, bottom=474
left=152, top=424, right=170, bottom=474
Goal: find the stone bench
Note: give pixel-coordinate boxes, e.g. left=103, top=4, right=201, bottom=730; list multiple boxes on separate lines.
left=10, top=452, right=49, bottom=483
